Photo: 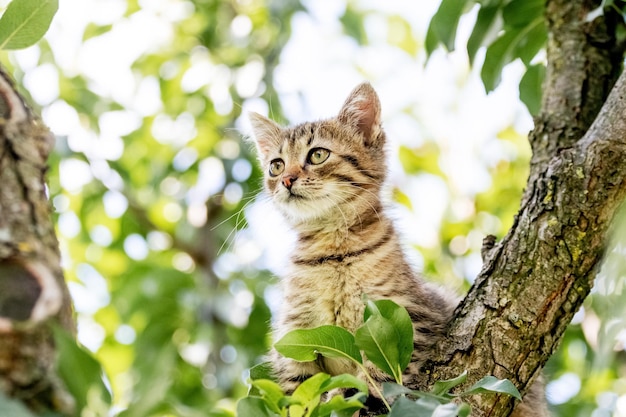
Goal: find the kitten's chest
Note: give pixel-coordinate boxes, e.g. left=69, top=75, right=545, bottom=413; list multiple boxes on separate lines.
left=285, top=261, right=370, bottom=332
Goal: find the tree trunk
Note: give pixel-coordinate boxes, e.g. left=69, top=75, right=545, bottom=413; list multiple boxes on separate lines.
left=407, top=1, right=626, bottom=415
left=0, top=67, right=74, bottom=414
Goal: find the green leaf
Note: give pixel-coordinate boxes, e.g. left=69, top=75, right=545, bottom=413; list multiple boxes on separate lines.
left=425, top=24, right=439, bottom=57
left=430, top=402, right=469, bottom=417
left=52, top=326, right=112, bottom=414
left=388, top=396, right=439, bottom=417
left=462, top=376, right=522, bottom=400
left=0, top=392, right=37, bottom=417
left=502, top=0, right=544, bottom=28
left=382, top=382, right=415, bottom=399
left=0, top=0, right=58, bottom=49
left=467, top=5, right=500, bottom=65
left=457, top=403, right=472, bottom=417
left=340, top=6, right=367, bottom=45
left=290, top=373, right=330, bottom=417
left=519, top=64, right=545, bottom=116
left=393, top=187, right=413, bottom=211
left=480, top=30, right=519, bottom=92
left=390, top=397, right=469, bottom=417
left=320, top=374, right=368, bottom=395
left=250, top=362, right=275, bottom=381
left=274, top=326, right=362, bottom=364
left=480, top=10, right=546, bottom=93
left=514, top=19, right=547, bottom=65
left=312, top=393, right=365, bottom=417
left=398, top=143, right=443, bottom=177
left=426, top=0, right=469, bottom=54
left=118, top=345, right=177, bottom=417
left=355, top=300, right=413, bottom=383
left=250, top=379, right=286, bottom=415
left=432, top=371, right=468, bottom=396
left=387, top=15, right=418, bottom=56
left=236, top=396, right=277, bottom=417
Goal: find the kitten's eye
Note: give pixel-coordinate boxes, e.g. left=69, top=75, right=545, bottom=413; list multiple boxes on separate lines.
left=308, top=148, right=330, bottom=165
left=269, top=159, right=285, bottom=177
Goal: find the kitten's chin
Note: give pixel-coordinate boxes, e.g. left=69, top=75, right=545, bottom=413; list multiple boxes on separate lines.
left=277, top=202, right=327, bottom=224
left=275, top=197, right=337, bottom=225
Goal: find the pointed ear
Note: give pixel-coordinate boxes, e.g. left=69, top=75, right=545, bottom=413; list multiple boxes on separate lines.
left=337, top=82, right=383, bottom=146
left=249, top=112, right=282, bottom=159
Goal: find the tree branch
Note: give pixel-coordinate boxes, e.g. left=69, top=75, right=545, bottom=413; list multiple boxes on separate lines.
left=405, top=1, right=626, bottom=416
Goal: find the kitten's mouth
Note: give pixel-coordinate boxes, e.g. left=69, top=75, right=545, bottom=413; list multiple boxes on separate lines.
left=286, top=191, right=306, bottom=200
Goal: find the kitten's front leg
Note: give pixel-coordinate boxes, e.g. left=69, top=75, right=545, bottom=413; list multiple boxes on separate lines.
left=271, top=349, right=323, bottom=394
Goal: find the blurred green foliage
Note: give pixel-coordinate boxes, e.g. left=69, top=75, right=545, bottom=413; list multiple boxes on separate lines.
left=3, top=0, right=626, bottom=416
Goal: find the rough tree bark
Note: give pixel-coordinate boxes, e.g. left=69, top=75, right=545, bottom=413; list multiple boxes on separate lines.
left=407, top=1, right=626, bottom=416
left=0, top=68, right=74, bottom=414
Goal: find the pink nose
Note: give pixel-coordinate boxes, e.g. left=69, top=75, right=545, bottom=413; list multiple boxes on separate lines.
left=282, top=175, right=297, bottom=190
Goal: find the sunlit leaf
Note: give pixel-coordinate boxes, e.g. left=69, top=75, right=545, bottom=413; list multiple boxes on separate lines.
left=387, top=15, right=418, bottom=56
left=274, top=326, right=362, bottom=364
left=393, top=187, right=413, bottom=211
left=312, top=393, right=365, bottom=417
left=250, top=379, right=285, bottom=415
left=0, top=0, right=58, bottom=49
left=320, top=373, right=368, bottom=395
left=236, top=396, right=277, bottom=417
left=398, top=143, right=443, bottom=177
left=290, top=373, right=330, bottom=417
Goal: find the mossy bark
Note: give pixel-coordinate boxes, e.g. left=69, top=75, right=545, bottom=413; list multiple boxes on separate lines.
left=0, top=68, right=74, bottom=414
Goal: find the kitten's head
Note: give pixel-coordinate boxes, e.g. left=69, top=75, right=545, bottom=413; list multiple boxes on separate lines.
left=250, top=82, right=386, bottom=225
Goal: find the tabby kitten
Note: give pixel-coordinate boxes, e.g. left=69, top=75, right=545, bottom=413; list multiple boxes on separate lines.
left=250, top=83, right=547, bottom=416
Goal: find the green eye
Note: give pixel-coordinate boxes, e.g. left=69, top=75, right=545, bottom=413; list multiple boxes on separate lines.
left=269, top=159, right=284, bottom=177
left=308, top=148, right=330, bottom=165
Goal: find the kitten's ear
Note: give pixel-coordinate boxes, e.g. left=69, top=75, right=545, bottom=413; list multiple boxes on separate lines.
left=249, top=112, right=282, bottom=158
left=337, top=82, right=383, bottom=146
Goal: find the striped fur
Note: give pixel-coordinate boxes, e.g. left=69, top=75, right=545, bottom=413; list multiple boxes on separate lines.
left=250, top=83, right=547, bottom=416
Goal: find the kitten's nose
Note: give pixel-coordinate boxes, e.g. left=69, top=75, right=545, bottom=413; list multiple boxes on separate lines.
left=282, top=174, right=298, bottom=190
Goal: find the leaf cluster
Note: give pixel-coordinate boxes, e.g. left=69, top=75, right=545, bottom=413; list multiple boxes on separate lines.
left=239, top=299, right=521, bottom=417
left=426, top=0, right=547, bottom=115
